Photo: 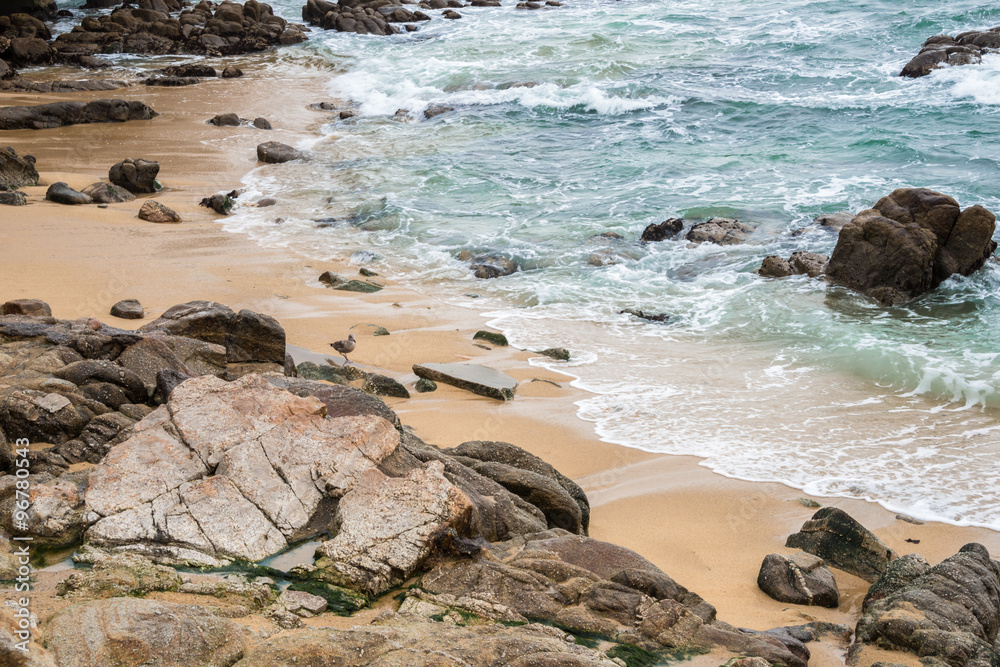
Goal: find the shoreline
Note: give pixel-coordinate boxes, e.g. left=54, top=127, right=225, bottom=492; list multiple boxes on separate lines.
left=3, top=45, right=1000, bottom=665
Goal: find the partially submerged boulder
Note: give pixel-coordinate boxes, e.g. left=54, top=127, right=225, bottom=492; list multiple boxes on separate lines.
left=785, top=507, right=897, bottom=582
left=640, top=217, right=683, bottom=242
left=686, top=218, right=754, bottom=245
left=900, top=29, right=999, bottom=78
left=825, top=189, right=997, bottom=305
left=759, top=251, right=828, bottom=278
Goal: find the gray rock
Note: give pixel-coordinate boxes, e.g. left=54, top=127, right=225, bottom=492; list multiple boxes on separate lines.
left=757, top=552, right=839, bottom=607
left=0, top=100, right=157, bottom=130
left=257, top=141, right=302, bottom=164
left=81, top=182, right=135, bottom=203
left=109, top=158, right=160, bottom=194
left=413, top=362, right=517, bottom=401
left=110, top=299, right=143, bottom=320
left=0, top=146, right=38, bottom=190
left=45, top=598, right=248, bottom=667
left=278, top=589, right=328, bottom=617
left=45, top=182, right=93, bottom=205
left=363, top=373, right=410, bottom=399
left=0, top=191, right=26, bottom=206
left=686, top=218, right=754, bottom=245
left=785, top=507, right=897, bottom=582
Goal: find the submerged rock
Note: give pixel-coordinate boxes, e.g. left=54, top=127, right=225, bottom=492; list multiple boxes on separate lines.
left=413, top=362, right=517, bottom=401
left=785, top=507, right=897, bottom=582
left=825, top=189, right=997, bottom=305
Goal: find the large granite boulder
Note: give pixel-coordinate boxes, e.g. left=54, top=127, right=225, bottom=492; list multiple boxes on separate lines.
left=853, top=543, right=1000, bottom=667
left=0, top=100, right=158, bottom=131
left=757, top=551, right=839, bottom=607
left=45, top=597, right=248, bottom=667
left=83, top=374, right=401, bottom=565
left=0, top=146, right=37, bottom=190
left=786, top=507, right=897, bottom=582
left=826, top=189, right=997, bottom=305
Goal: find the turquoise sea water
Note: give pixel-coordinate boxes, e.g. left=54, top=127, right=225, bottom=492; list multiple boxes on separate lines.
left=155, top=1, right=1000, bottom=526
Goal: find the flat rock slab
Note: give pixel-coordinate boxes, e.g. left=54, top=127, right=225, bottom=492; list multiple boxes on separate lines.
left=413, top=362, right=517, bottom=401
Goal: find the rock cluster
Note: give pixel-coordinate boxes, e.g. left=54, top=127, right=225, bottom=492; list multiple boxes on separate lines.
left=900, top=28, right=1000, bottom=78
left=825, top=188, right=997, bottom=305
left=303, top=0, right=430, bottom=36
left=52, top=0, right=307, bottom=61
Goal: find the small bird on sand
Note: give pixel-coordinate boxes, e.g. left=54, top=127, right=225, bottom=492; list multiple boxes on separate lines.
left=330, top=334, right=356, bottom=363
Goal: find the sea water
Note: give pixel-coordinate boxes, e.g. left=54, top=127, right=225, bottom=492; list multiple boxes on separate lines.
left=101, top=0, right=1000, bottom=527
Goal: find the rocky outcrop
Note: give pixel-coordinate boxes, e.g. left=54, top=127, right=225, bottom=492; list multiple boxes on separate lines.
left=0, top=146, right=37, bottom=191
left=45, top=598, right=248, bottom=667
left=757, top=552, right=839, bottom=607
left=413, top=362, right=517, bottom=400
left=109, top=158, right=160, bottom=194
left=853, top=543, right=1000, bottom=667
left=83, top=374, right=402, bottom=565
left=900, top=29, right=1000, bottom=78
left=686, top=218, right=754, bottom=245
left=51, top=0, right=307, bottom=61
left=410, top=529, right=808, bottom=666
left=785, top=507, right=897, bottom=582
left=0, top=100, right=158, bottom=130
left=303, top=0, right=430, bottom=37
left=825, top=189, right=997, bottom=305
left=759, top=251, right=828, bottom=278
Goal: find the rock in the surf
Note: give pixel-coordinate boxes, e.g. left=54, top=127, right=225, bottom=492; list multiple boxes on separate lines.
left=825, top=189, right=997, bottom=305
left=302, top=0, right=430, bottom=36
left=686, top=218, right=754, bottom=245
left=138, top=200, right=181, bottom=223
left=759, top=251, right=828, bottom=278
left=641, top=217, right=684, bottom=242
left=45, top=182, right=93, bottom=205
left=110, top=158, right=160, bottom=194
left=853, top=543, right=1000, bottom=667
left=899, top=30, right=999, bottom=78
left=257, top=141, right=302, bottom=164
left=757, top=552, right=839, bottom=607
left=785, top=507, right=897, bottom=582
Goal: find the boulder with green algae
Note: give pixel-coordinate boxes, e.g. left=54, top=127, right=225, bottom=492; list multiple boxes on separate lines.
left=540, top=347, right=570, bottom=361
left=362, top=373, right=410, bottom=399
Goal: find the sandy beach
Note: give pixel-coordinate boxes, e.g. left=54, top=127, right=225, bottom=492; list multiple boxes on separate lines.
left=4, top=49, right=1000, bottom=667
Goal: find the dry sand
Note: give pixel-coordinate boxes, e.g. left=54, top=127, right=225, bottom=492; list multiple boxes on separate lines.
left=3, top=51, right=998, bottom=665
